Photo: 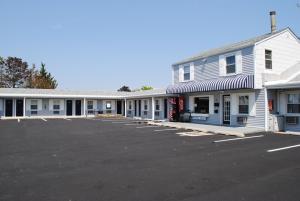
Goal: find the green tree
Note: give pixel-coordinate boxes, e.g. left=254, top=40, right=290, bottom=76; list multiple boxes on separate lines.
left=118, top=85, right=131, bottom=92
left=30, top=63, right=58, bottom=89
left=141, top=86, right=153, bottom=91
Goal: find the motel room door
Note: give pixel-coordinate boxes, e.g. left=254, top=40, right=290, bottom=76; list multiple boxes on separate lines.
left=223, top=95, right=231, bottom=125
left=75, top=100, right=81, bottom=116
left=117, top=100, right=122, bottom=114
left=66, top=100, right=73, bottom=116
left=16, top=99, right=24, bottom=117
left=5, top=99, right=13, bottom=117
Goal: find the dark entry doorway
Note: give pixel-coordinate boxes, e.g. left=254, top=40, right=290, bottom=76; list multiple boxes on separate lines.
left=117, top=100, right=122, bottom=114
left=164, top=99, right=168, bottom=119
left=5, top=99, right=13, bottom=117
left=138, top=100, right=141, bottom=117
left=66, top=100, right=73, bottom=116
left=16, top=99, right=24, bottom=117
left=75, top=100, right=81, bottom=116
left=223, top=95, right=231, bottom=125
left=134, top=100, right=137, bottom=116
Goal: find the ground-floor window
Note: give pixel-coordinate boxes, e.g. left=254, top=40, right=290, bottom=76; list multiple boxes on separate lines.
left=194, top=97, right=209, bottom=114
left=128, top=101, right=132, bottom=110
left=238, top=95, right=249, bottom=114
left=87, top=100, right=94, bottom=114
left=30, top=100, right=38, bottom=115
left=143, top=100, right=148, bottom=111
left=155, top=100, right=160, bottom=111
left=287, top=94, right=300, bottom=113
left=53, top=100, right=60, bottom=115
left=106, top=101, right=112, bottom=110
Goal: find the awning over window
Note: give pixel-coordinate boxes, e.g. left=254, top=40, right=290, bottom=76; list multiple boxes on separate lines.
left=166, top=74, right=254, bottom=94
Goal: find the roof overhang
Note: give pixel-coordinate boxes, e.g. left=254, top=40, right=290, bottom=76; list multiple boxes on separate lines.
left=166, top=74, right=254, bottom=94
left=265, top=81, right=300, bottom=89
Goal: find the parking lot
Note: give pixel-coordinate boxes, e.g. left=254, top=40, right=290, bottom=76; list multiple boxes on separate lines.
left=0, top=118, right=300, bottom=201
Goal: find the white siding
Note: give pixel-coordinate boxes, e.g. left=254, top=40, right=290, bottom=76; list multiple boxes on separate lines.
left=255, top=30, right=300, bottom=88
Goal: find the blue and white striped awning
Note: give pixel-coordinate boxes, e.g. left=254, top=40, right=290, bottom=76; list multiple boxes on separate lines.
left=166, top=74, right=254, bottom=94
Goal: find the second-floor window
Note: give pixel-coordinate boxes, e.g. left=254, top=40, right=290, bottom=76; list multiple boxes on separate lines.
left=183, top=65, right=190, bottom=81
left=226, top=56, right=236, bottom=74
left=265, top=50, right=272, bottom=69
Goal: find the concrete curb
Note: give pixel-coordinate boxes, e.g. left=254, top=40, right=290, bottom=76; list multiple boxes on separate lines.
left=147, top=122, right=245, bottom=137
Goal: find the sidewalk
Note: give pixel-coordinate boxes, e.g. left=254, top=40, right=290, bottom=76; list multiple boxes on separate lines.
left=148, top=121, right=265, bottom=137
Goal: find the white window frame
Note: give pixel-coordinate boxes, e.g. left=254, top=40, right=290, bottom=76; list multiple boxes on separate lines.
left=106, top=101, right=112, bottom=110
left=287, top=94, right=300, bottom=114
left=226, top=55, right=236, bottom=75
left=30, top=100, right=38, bottom=115
left=219, top=50, right=242, bottom=76
left=265, top=49, right=272, bottom=70
left=238, top=95, right=249, bottom=115
left=143, top=100, right=149, bottom=111
left=155, top=99, right=161, bottom=111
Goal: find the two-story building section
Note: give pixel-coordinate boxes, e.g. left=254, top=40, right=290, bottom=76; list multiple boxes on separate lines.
left=167, top=12, right=300, bottom=132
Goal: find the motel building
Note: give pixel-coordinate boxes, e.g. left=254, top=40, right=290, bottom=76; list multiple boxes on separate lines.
left=1, top=12, right=300, bottom=133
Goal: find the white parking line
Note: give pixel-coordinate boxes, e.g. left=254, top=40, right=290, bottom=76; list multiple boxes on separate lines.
left=64, top=118, right=72, bottom=121
left=136, top=126, right=160, bottom=129
left=213, top=135, right=264, bottom=143
left=17, top=119, right=20, bottom=123
left=125, top=123, right=139, bottom=126
left=111, top=121, right=130, bottom=124
left=41, top=118, right=47, bottom=122
left=267, top=144, right=300, bottom=153
left=176, top=131, right=214, bottom=137
left=154, top=128, right=179, bottom=132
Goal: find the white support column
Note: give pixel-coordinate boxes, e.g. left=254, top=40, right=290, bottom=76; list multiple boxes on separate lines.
left=264, top=88, right=268, bottom=132
left=83, top=98, right=86, bottom=116
left=23, top=97, right=26, bottom=117
left=151, top=97, right=155, bottom=121
left=124, top=99, right=127, bottom=117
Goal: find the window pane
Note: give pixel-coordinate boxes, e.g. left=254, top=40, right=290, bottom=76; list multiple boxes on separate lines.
left=287, top=104, right=300, bottom=113
left=226, top=65, right=236, bottom=74
left=53, top=105, right=60, bottom=110
left=184, top=66, right=190, bottom=73
left=106, top=102, right=111, bottom=109
left=226, top=56, right=235, bottom=65
left=239, top=105, right=249, bottom=114
left=184, top=73, right=190, bottom=80
left=194, top=97, right=209, bottom=114
left=31, top=105, right=37, bottom=110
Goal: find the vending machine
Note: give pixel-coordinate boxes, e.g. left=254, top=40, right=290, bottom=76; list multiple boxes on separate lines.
left=168, top=96, right=185, bottom=122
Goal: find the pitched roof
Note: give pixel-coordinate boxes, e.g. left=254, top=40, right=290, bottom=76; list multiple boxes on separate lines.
left=173, top=28, right=291, bottom=66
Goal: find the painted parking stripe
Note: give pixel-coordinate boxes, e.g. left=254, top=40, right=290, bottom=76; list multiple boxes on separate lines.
left=111, top=121, right=131, bottom=124
left=267, top=144, right=300, bottom=153
left=154, top=128, right=179, bottom=132
left=125, top=123, right=139, bottom=126
left=136, top=126, right=160, bottom=129
left=213, top=135, right=264, bottom=143
left=17, top=119, right=20, bottom=123
left=41, top=118, right=47, bottom=122
left=64, top=118, right=72, bottom=121
left=176, top=131, right=214, bottom=137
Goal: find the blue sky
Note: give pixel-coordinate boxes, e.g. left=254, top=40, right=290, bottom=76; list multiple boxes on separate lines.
left=1, top=0, right=299, bottom=90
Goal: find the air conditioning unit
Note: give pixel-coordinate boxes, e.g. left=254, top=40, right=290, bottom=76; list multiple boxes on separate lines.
left=237, top=116, right=248, bottom=125
left=286, top=116, right=299, bottom=125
